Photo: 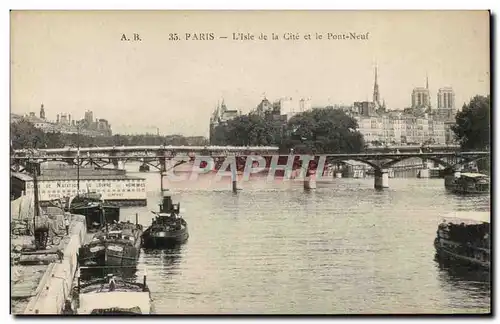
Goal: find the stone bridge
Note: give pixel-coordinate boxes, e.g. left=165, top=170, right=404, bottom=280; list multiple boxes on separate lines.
left=11, top=148, right=489, bottom=189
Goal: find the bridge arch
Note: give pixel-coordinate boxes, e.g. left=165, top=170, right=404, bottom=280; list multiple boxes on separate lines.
left=449, top=155, right=490, bottom=171
left=327, top=158, right=382, bottom=171
left=382, top=155, right=454, bottom=170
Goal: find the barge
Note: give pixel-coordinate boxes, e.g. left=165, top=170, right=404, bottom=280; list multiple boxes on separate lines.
left=434, top=212, right=490, bottom=269
left=444, top=172, right=490, bottom=194
left=72, top=273, right=152, bottom=314
left=67, top=192, right=120, bottom=231
left=79, top=221, right=143, bottom=267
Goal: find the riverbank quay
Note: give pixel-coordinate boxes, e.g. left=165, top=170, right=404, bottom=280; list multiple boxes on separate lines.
left=11, top=213, right=87, bottom=315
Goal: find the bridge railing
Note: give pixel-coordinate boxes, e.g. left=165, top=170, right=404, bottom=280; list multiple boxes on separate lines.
left=13, top=145, right=281, bottom=154
left=12, top=144, right=466, bottom=155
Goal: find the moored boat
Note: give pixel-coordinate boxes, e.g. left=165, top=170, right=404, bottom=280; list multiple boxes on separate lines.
left=71, top=273, right=152, bottom=314
left=69, top=192, right=120, bottom=231
left=78, top=220, right=143, bottom=267
left=444, top=172, right=490, bottom=194
left=142, top=192, right=188, bottom=248
left=434, top=211, right=490, bottom=269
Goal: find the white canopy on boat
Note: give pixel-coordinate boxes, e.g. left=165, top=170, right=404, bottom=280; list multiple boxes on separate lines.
left=78, top=291, right=151, bottom=314
left=443, top=211, right=490, bottom=224
left=460, top=172, right=488, bottom=178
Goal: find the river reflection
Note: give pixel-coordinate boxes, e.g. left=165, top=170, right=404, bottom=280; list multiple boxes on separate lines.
left=435, top=256, right=491, bottom=285
left=142, top=245, right=184, bottom=277
left=434, top=256, right=491, bottom=313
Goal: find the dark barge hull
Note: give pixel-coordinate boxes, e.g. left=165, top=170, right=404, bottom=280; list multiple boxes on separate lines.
left=445, top=187, right=490, bottom=195
left=79, top=244, right=140, bottom=267
left=434, top=240, right=489, bottom=269
left=142, top=230, right=189, bottom=249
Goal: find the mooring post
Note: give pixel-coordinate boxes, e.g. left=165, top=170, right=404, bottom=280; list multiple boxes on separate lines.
left=374, top=168, right=389, bottom=189
left=304, top=170, right=317, bottom=190
left=231, top=161, right=238, bottom=193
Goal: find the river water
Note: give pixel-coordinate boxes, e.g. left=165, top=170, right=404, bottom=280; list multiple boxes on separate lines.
left=114, top=164, right=490, bottom=314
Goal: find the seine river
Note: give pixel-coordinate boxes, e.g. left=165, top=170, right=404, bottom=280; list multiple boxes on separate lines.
left=114, top=164, right=490, bottom=314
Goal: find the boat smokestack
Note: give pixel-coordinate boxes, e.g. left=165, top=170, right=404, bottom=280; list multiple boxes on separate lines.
left=161, top=190, right=173, bottom=212
left=162, top=197, right=173, bottom=213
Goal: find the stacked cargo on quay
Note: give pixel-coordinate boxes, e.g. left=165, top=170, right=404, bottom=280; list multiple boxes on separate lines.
left=11, top=162, right=147, bottom=207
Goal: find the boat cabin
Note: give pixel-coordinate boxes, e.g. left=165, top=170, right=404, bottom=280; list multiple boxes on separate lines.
left=75, top=275, right=151, bottom=314
left=91, top=229, right=135, bottom=243
left=107, top=230, right=133, bottom=241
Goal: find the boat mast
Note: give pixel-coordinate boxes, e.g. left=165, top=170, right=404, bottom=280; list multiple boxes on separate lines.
left=159, top=170, right=164, bottom=211
left=76, top=125, right=80, bottom=195
left=160, top=164, right=164, bottom=193
left=32, top=159, right=39, bottom=229
left=103, top=207, right=108, bottom=235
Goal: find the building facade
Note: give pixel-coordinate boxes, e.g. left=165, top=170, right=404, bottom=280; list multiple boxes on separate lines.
left=350, top=73, right=452, bottom=146
left=13, top=104, right=113, bottom=136
left=209, top=99, right=240, bottom=144
left=354, top=113, right=446, bottom=145
left=263, top=97, right=312, bottom=121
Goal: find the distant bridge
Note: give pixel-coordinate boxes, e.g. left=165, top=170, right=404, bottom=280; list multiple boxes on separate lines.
left=11, top=146, right=489, bottom=184
left=11, top=144, right=461, bottom=158
left=12, top=145, right=280, bottom=158
left=11, top=142, right=489, bottom=189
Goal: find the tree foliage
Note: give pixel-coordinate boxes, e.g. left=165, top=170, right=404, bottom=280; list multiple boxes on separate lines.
left=212, top=107, right=365, bottom=154
left=282, top=108, right=365, bottom=154
left=10, top=120, right=63, bottom=149
left=451, top=95, right=490, bottom=150
left=10, top=120, right=208, bottom=150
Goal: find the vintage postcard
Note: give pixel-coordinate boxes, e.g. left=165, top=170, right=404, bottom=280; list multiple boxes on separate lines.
left=10, top=10, right=490, bottom=315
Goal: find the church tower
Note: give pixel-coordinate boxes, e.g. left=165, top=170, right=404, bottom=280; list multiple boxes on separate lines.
left=39, top=103, right=46, bottom=120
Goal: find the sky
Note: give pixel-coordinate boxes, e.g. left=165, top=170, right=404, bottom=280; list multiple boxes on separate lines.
left=10, top=10, right=490, bottom=136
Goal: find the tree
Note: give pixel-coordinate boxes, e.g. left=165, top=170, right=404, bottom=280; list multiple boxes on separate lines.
left=10, top=119, right=209, bottom=149
left=451, top=95, right=490, bottom=150
left=281, top=108, right=365, bottom=154
left=10, top=120, right=63, bottom=149
left=218, top=114, right=281, bottom=146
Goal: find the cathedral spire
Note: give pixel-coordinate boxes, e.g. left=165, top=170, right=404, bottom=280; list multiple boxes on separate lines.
left=426, top=73, right=431, bottom=110
left=221, top=98, right=226, bottom=111
left=373, top=66, right=380, bottom=107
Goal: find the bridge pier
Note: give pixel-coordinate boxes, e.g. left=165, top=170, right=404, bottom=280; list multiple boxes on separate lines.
left=374, top=169, right=389, bottom=189
left=112, top=159, right=124, bottom=170
left=417, top=158, right=432, bottom=178
left=418, top=168, right=430, bottom=178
